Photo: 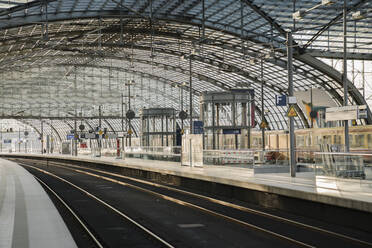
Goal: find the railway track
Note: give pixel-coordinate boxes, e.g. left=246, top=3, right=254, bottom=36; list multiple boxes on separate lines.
left=14, top=158, right=372, bottom=248
left=29, top=163, right=175, bottom=248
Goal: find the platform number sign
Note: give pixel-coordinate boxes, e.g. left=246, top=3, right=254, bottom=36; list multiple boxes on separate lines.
left=276, top=95, right=287, bottom=106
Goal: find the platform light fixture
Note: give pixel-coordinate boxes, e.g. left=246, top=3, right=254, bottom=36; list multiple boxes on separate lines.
left=293, top=0, right=335, bottom=20
left=352, top=11, right=367, bottom=21
left=321, top=0, right=335, bottom=6
left=293, top=10, right=305, bottom=20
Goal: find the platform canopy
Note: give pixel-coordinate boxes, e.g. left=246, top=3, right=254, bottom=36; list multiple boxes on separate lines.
left=0, top=0, right=371, bottom=139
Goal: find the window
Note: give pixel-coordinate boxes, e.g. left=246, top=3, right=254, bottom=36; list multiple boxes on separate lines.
left=334, top=135, right=341, bottom=145
left=296, top=135, right=305, bottom=147
left=354, top=134, right=365, bottom=148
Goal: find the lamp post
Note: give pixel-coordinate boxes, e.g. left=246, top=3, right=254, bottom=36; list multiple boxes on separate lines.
left=189, top=55, right=193, bottom=135
left=342, top=0, right=350, bottom=152
left=287, top=31, right=296, bottom=178
left=260, top=59, right=265, bottom=152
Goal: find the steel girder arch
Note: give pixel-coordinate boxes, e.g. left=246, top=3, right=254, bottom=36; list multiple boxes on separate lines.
left=53, top=44, right=304, bottom=129
left=0, top=69, right=184, bottom=120
left=0, top=24, right=363, bottom=125
left=41, top=120, right=62, bottom=142
left=3, top=62, right=196, bottom=108
left=30, top=119, right=62, bottom=143
left=0, top=1, right=370, bottom=105
left=3, top=53, right=292, bottom=129
left=103, top=119, right=115, bottom=134
left=233, top=1, right=372, bottom=123
left=46, top=63, right=201, bottom=105
left=18, top=119, right=62, bottom=151
left=0, top=6, right=366, bottom=127
left=296, top=54, right=372, bottom=124
left=20, top=43, right=298, bottom=128
left=16, top=119, right=41, bottom=136
left=57, top=59, right=279, bottom=129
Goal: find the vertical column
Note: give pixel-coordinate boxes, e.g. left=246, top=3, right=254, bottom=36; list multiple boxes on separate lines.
left=343, top=0, right=349, bottom=152
left=0, top=124, right=2, bottom=153
left=41, top=120, right=44, bottom=154
left=287, top=32, right=296, bottom=177
left=121, top=93, right=124, bottom=155
left=216, top=103, right=220, bottom=149
left=18, top=128, right=21, bottom=153
left=212, top=102, right=215, bottom=149
left=247, top=98, right=251, bottom=149
left=74, top=117, right=78, bottom=156
left=161, top=115, right=164, bottom=146
left=189, top=56, right=193, bottom=135
left=261, top=59, right=265, bottom=151
left=166, top=116, right=169, bottom=146
left=128, top=83, right=132, bottom=147
left=98, top=105, right=102, bottom=157
left=242, top=103, right=247, bottom=148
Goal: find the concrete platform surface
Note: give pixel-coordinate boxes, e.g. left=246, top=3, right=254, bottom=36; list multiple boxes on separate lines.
left=5, top=153, right=372, bottom=213
left=0, top=159, right=77, bottom=248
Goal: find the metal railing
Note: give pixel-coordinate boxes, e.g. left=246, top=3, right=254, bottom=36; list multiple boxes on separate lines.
left=314, top=152, right=372, bottom=179
left=203, top=149, right=255, bottom=166
left=124, top=146, right=181, bottom=162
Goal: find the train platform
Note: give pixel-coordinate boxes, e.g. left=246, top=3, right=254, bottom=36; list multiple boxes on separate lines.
left=0, top=158, right=77, bottom=248
left=3, top=153, right=372, bottom=215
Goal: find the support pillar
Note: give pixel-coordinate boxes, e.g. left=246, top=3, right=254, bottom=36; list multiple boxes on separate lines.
left=287, top=32, right=296, bottom=177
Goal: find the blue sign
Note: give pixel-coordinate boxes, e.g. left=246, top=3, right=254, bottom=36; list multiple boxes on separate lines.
left=276, top=95, right=287, bottom=106
left=66, top=134, right=74, bottom=140
left=193, top=121, right=204, bottom=134
left=3, top=139, right=11, bottom=144
left=222, top=129, right=241, bottom=135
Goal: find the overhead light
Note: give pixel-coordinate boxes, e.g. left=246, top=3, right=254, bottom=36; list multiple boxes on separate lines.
left=249, top=58, right=256, bottom=65
left=321, top=0, right=335, bottom=6
left=293, top=10, right=305, bottom=20
left=352, top=11, right=366, bottom=21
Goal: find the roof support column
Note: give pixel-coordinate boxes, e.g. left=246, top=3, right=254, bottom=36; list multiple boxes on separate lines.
left=287, top=32, right=296, bottom=178
left=261, top=59, right=265, bottom=152
left=189, top=55, right=193, bottom=134
left=343, top=0, right=349, bottom=152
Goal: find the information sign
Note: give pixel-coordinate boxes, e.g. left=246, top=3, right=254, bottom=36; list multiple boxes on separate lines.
left=193, top=121, right=204, bottom=134
left=222, top=129, right=241, bottom=135
left=276, top=95, right=287, bottom=106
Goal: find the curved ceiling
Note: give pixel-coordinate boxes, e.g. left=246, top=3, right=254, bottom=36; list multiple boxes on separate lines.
left=0, top=0, right=371, bottom=139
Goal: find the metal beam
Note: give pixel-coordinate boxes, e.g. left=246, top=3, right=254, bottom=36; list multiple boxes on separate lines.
left=306, top=50, right=372, bottom=60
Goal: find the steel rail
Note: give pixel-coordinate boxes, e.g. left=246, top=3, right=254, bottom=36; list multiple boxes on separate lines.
left=21, top=163, right=176, bottom=248
left=20, top=160, right=315, bottom=248
left=36, top=159, right=372, bottom=248
left=35, top=176, right=104, bottom=248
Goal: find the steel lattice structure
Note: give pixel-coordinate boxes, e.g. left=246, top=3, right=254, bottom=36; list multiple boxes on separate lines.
left=0, top=0, right=371, bottom=140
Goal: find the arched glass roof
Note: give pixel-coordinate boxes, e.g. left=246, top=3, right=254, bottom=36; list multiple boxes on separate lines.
left=0, top=0, right=371, bottom=139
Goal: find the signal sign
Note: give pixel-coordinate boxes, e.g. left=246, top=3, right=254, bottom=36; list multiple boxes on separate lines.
left=259, top=121, right=268, bottom=129
left=287, top=105, right=298, bottom=117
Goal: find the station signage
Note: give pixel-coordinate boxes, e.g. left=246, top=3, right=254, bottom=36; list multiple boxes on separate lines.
left=222, top=129, right=241, bottom=135
left=193, top=121, right=204, bottom=134
left=276, top=95, right=287, bottom=106
left=326, top=105, right=367, bottom=122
